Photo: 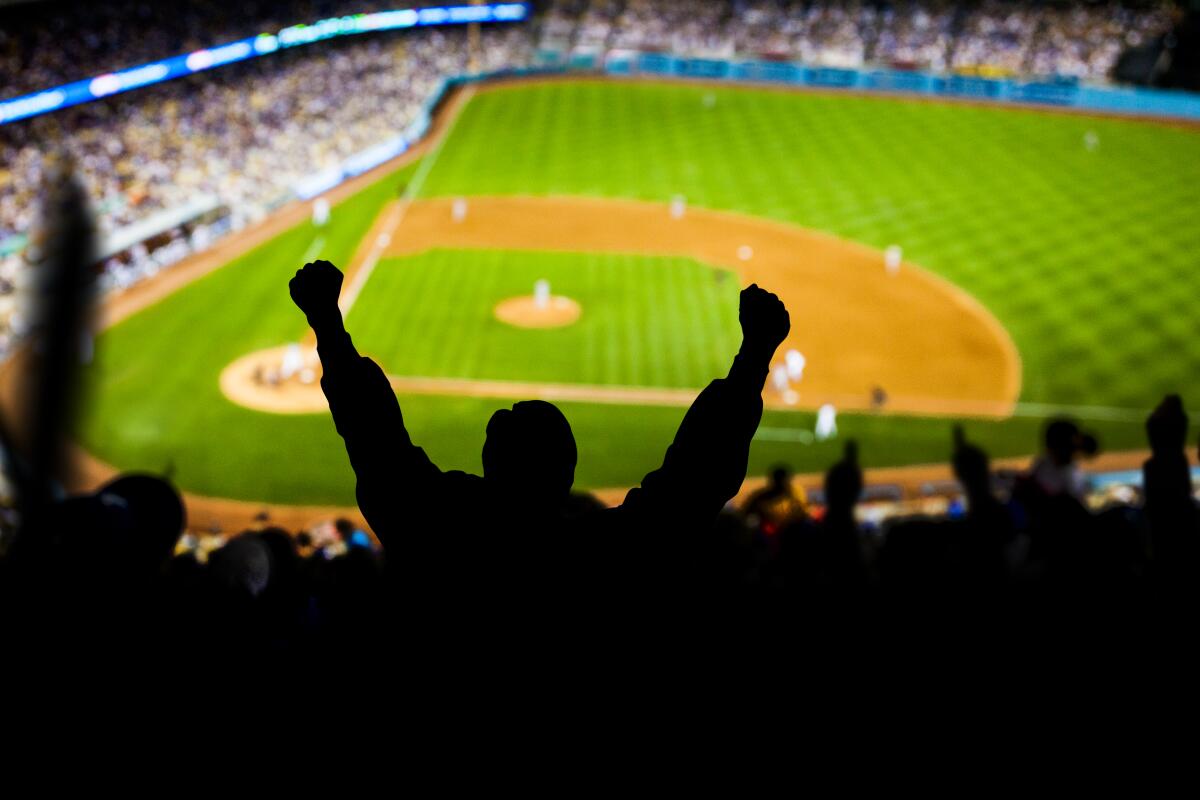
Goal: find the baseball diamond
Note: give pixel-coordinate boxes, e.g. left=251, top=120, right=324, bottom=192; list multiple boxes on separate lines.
left=62, top=78, right=1200, bottom=519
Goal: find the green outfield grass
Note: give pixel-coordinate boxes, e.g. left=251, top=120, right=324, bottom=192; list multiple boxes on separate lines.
left=78, top=80, right=1200, bottom=504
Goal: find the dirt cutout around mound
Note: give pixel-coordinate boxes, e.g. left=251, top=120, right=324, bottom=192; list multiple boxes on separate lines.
left=494, top=295, right=582, bottom=328
left=223, top=195, right=1021, bottom=418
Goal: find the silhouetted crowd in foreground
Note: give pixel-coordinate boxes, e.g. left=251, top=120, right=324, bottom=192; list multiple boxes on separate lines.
left=3, top=257, right=1197, bottom=674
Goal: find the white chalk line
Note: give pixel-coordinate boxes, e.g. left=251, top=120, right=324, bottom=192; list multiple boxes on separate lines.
left=755, top=427, right=817, bottom=443
left=339, top=85, right=475, bottom=315
left=752, top=401, right=1148, bottom=443
left=300, top=234, right=326, bottom=264
left=1010, top=401, right=1146, bottom=422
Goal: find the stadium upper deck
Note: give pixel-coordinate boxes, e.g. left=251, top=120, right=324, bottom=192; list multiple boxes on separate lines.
left=0, top=17, right=532, bottom=356
left=0, top=1, right=464, bottom=100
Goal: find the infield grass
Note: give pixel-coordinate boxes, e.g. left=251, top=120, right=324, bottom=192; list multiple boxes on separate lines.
left=351, top=250, right=741, bottom=387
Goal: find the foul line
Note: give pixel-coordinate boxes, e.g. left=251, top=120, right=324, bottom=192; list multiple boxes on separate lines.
left=338, top=86, right=475, bottom=315
left=1011, top=401, right=1147, bottom=423
left=753, top=401, right=1149, bottom=445
left=380, top=373, right=1149, bottom=423
left=755, top=427, right=816, bottom=443
left=300, top=235, right=326, bottom=264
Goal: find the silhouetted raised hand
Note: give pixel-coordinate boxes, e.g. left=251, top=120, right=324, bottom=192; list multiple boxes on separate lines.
left=952, top=424, right=990, bottom=503
left=825, top=440, right=862, bottom=519
left=950, top=425, right=1012, bottom=581
left=289, top=259, right=343, bottom=328
left=1146, top=394, right=1188, bottom=458
left=623, top=283, right=792, bottom=524
left=1143, top=395, right=1195, bottom=573
left=738, top=283, right=790, bottom=357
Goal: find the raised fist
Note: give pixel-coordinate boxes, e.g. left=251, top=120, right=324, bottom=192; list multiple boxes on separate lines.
left=824, top=439, right=863, bottom=512
left=739, top=283, right=790, bottom=353
left=289, top=260, right=343, bottom=321
left=1146, top=394, right=1188, bottom=457
left=951, top=424, right=990, bottom=492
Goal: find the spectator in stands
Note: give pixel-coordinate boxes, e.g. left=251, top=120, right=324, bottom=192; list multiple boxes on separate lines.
left=951, top=424, right=1014, bottom=585
left=1143, top=394, right=1198, bottom=586
left=776, top=439, right=867, bottom=599
left=1027, top=418, right=1098, bottom=502
left=743, top=463, right=808, bottom=535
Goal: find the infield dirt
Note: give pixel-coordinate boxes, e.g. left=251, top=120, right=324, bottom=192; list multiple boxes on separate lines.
left=222, top=194, right=1022, bottom=419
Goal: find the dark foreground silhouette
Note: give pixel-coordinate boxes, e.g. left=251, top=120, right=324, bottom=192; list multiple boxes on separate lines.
left=5, top=170, right=1200, bottom=722
left=289, top=259, right=791, bottom=636
left=2, top=180, right=1197, bottom=689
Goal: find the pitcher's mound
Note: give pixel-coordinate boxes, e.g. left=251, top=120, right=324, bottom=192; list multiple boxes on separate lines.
left=494, top=295, right=581, bottom=328
left=220, top=345, right=327, bottom=414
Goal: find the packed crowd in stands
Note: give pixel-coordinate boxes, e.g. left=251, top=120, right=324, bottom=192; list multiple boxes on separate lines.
left=0, top=23, right=530, bottom=242
left=0, top=0, right=459, bottom=100
left=0, top=22, right=533, bottom=357
left=0, top=2, right=533, bottom=349
left=542, top=0, right=1178, bottom=75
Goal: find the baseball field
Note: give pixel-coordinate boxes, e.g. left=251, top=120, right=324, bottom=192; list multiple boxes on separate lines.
left=75, top=78, right=1200, bottom=512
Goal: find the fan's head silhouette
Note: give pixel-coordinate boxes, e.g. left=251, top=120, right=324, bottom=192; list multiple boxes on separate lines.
left=483, top=399, right=577, bottom=502
left=288, top=260, right=584, bottom=506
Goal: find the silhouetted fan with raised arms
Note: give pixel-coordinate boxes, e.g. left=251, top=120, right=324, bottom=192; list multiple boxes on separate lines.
left=290, top=259, right=790, bottom=631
